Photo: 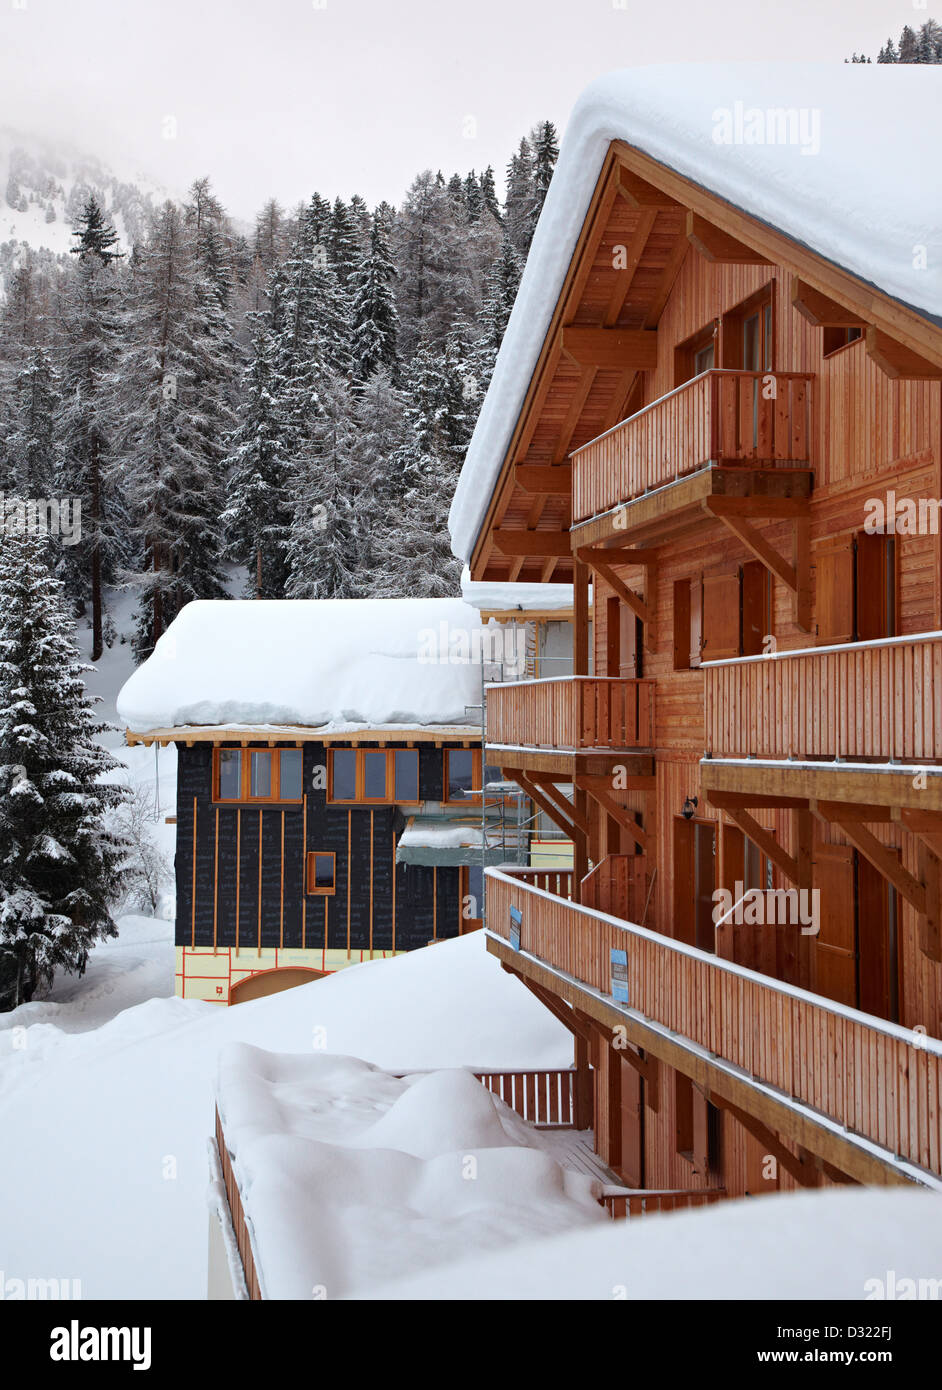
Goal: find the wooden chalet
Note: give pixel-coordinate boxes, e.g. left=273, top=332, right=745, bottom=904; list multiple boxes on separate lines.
left=118, top=597, right=503, bottom=1003
left=454, top=69, right=942, bottom=1195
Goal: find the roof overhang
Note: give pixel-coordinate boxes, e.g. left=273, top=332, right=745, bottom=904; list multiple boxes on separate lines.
left=125, top=725, right=483, bottom=749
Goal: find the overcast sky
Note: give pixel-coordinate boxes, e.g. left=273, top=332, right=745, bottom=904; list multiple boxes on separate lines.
left=0, top=0, right=915, bottom=220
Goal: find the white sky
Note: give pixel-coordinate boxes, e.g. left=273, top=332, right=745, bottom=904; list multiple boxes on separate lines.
left=0, top=0, right=918, bottom=219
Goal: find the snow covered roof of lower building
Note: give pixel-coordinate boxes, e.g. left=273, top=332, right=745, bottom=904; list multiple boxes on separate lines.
left=116, top=597, right=492, bottom=734
left=213, top=1044, right=604, bottom=1300
left=460, top=567, right=573, bottom=614
left=449, top=62, right=942, bottom=563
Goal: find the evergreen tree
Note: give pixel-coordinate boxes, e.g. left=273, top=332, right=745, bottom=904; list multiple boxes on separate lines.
left=222, top=285, right=293, bottom=598
left=877, top=38, right=899, bottom=62
left=529, top=120, right=559, bottom=234
left=328, top=197, right=362, bottom=290
left=70, top=196, right=122, bottom=263
left=4, top=349, right=60, bottom=496
left=899, top=24, right=919, bottom=62
left=59, top=204, right=125, bottom=659
left=347, top=367, right=409, bottom=592
left=115, top=202, right=233, bottom=654
left=479, top=166, right=501, bottom=223
left=253, top=198, right=284, bottom=271
left=0, top=529, right=126, bottom=1008
left=351, top=208, right=399, bottom=382
left=285, top=371, right=359, bottom=599
left=504, top=137, right=534, bottom=256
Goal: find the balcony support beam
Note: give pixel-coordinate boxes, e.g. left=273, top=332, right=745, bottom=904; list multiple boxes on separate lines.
left=577, top=545, right=655, bottom=652
left=812, top=806, right=927, bottom=916
left=574, top=774, right=650, bottom=852
left=713, top=1099, right=823, bottom=1188
left=526, top=772, right=591, bottom=837
left=722, top=808, right=798, bottom=883
left=705, top=498, right=812, bottom=633
left=509, top=770, right=579, bottom=842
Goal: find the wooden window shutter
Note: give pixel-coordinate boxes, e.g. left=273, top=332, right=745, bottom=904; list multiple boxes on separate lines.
left=740, top=560, right=769, bottom=657
left=855, top=533, right=896, bottom=641
left=673, top=579, right=691, bottom=671
left=701, top=573, right=740, bottom=661
left=815, top=536, right=855, bottom=643
left=812, top=841, right=856, bottom=1007
left=605, top=597, right=621, bottom=677
left=689, top=575, right=703, bottom=668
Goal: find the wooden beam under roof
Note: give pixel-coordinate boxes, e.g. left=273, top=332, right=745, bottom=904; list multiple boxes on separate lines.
left=614, top=167, right=683, bottom=209
left=513, top=463, right=572, bottom=494
left=492, top=529, right=571, bottom=557
left=866, top=327, right=942, bottom=381
left=560, top=325, right=658, bottom=371
left=791, top=275, right=867, bottom=329
left=686, top=212, right=772, bottom=265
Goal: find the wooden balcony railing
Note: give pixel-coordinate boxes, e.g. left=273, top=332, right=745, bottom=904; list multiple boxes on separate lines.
left=572, top=369, right=814, bottom=523
left=486, top=676, right=655, bottom=751
left=475, top=1069, right=576, bottom=1126
left=486, top=868, right=942, bottom=1179
left=704, top=632, right=942, bottom=762
left=215, top=1106, right=262, bottom=1300
left=600, top=1186, right=726, bottom=1219
left=501, top=865, right=574, bottom=898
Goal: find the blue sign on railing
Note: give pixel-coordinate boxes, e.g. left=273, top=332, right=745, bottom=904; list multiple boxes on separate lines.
left=611, top=948, right=629, bottom=1004
left=510, top=905, right=522, bottom=952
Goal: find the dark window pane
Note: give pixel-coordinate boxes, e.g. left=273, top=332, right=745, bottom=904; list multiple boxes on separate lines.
left=447, top=749, right=474, bottom=799
left=332, top=749, right=356, bottom=799
left=313, top=853, right=334, bottom=890
left=279, top=749, right=302, bottom=800
left=394, top=749, right=418, bottom=801
left=250, top=751, right=271, bottom=798
left=363, top=751, right=388, bottom=799
left=218, top=749, right=241, bottom=799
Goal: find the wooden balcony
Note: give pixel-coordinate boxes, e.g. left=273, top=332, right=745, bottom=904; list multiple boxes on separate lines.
left=703, top=633, right=942, bottom=810
left=486, top=868, right=942, bottom=1185
left=486, top=676, right=655, bottom=779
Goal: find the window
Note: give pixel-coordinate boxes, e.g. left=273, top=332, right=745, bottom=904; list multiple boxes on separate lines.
left=213, top=747, right=303, bottom=803
left=393, top=749, right=419, bottom=802
left=720, top=286, right=774, bottom=371
left=672, top=579, right=700, bottom=671
left=327, top=748, right=422, bottom=804
left=444, top=748, right=481, bottom=805
left=306, top=851, right=335, bottom=895
left=815, top=532, right=896, bottom=645
left=675, top=321, right=718, bottom=385
left=823, top=325, right=862, bottom=357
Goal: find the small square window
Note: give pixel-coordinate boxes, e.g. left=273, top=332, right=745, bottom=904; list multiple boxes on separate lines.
left=445, top=749, right=476, bottom=802
left=306, top=851, right=335, bottom=895
left=279, top=749, right=303, bottom=800
left=217, top=749, right=242, bottom=799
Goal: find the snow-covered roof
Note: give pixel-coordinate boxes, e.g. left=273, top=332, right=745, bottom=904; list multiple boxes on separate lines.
left=449, top=63, right=942, bottom=563
left=460, top=566, right=573, bottom=613
left=116, top=597, right=489, bottom=733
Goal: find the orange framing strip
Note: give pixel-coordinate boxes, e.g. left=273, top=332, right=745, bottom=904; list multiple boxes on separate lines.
left=235, top=809, right=241, bottom=957
left=257, top=810, right=263, bottom=956
left=433, top=866, right=438, bottom=939
left=191, top=797, right=197, bottom=948
left=369, top=809, right=374, bottom=957
left=280, top=814, right=285, bottom=949
left=301, top=794, right=307, bottom=949
left=213, top=809, right=219, bottom=953
left=346, top=809, right=352, bottom=958
left=392, top=826, right=397, bottom=954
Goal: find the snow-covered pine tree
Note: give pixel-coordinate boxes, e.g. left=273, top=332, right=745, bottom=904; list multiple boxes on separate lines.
left=504, top=137, right=534, bottom=256
left=0, top=527, right=126, bottom=1008
left=59, top=202, right=126, bottom=659
left=5, top=348, right=60, bottom=496
left=284, top=370, right=359, bottom=599
left=899, top=24, right=919, bottom=61
left=69, top=195, right=122, bottom=264
left=346, top=366, right=409, bottom=593
left=351, top=208, right=399, bottom=382
left=222, top=277, right=294, bottom=598
left=115, top=201, right=233, bottom=655
left=253, top=198, right=285, bottom=271
left=478, top=166, right=501, bottom=223
left=368, top=341, right=461, bottom=598
left=328, top=197, right=362, bottom=291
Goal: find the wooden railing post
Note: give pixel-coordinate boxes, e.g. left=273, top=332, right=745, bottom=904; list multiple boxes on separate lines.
left=573, top=1032, right=594, bottom=1131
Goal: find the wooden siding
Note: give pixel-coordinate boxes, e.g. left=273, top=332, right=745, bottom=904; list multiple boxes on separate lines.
left=487, top=676, right=655, bottom=750
left=572, top=369, right=813, bottom=523
left=487, top=869, right=942, bottom=1179
left=705, top=634, right=942, bottom=761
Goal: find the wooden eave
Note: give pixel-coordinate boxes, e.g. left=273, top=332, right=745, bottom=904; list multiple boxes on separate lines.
left=468, top=141, right=942, bottom=585
left=702, top=758, right=942, bottom=815
left=125, top=724, right=482, bottom=749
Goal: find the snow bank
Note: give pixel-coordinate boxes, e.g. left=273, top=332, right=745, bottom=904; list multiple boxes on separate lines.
left=449, top=63, right=942, bottom=562
left=116, top=596, right=487, bottom=731
left=364, top=1186, right=942, bottom=1301
left=0, top=933, right=571, bottom=1298
left=216, top=1044, right=603, bottom=1299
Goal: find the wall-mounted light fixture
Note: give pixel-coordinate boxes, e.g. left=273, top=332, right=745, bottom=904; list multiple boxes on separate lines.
left=681, top=795, right=699, bottom=821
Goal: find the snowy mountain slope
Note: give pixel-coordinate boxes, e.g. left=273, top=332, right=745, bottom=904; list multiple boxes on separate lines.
left=0, top=127, right=171, bottom=278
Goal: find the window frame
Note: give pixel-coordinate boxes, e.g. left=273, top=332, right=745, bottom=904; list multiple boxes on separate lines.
left=212, top=746, right=304, bottom=805
left=443, top=748, right=483, bottom=807
left=327, top=747, right=423, bottom=805
left=305, top=851, right=336, bottom=896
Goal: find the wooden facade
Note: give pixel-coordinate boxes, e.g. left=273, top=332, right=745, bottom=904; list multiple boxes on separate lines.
left=470, top=138, right=942, bottom=1197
